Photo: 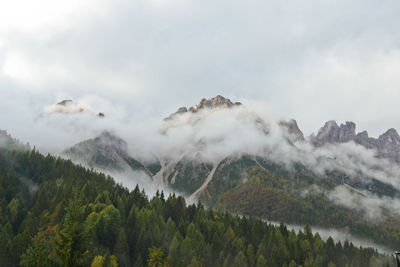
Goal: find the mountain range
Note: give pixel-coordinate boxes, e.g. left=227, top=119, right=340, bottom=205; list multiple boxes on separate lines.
left=2, top=95, right=400, bottom=252
left=58, top=95, right=400, bottom=250
left=64, top=95, right=400, bottom=186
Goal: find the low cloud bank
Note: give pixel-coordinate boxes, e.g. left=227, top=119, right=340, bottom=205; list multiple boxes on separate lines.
left=104, top=169, right=173, bottom=198
left=13, top=96, right=400, bottom=222
left=328, top=185, right=400, bottom=221
left=268, top=220, right=392, bottom=254
left=149, top=102, right=400, bottom=192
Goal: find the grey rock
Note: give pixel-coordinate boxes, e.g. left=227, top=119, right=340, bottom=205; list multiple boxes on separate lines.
left=57, top=99, right=74, bottom=106
left=378, top=128, right=400, bottom=146
left=312, top=121, right=357, bottom=145
left=176, top=107, right=188, bottom=113
left=339, top=121, right=356, bottom=142
left=190, top=95, right=239, bottom=112
left=165, top=95, right=242, bottom=120
left=63, top=131, right=159, bottom=175
left=279, top=119, right=305, bottom=142
left=311, top=120, right=340, bottom=145
left=312, top=121, right=400, bottom=163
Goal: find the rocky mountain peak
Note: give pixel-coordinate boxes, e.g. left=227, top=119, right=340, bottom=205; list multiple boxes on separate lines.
left=96, top=131, right=127, bottom=151
left=64, top=131, right=128, bottom=160
left=312, top=120, right=339, bottom=145
left=339, top=121, right=356, bottom=142
left=188, top=95, right=241, bottom=113
left=63, top=131, right=156, bottom=174
left=378, top=128, right=400, bottom=145
left=320, top=120, right=339, bottom=134
left=311, top=120, right=400, bottom=163
left=357, top=130, right=369, bottom=139
left=312, top=120, right=357, bottom=146
left=57, top=99, right=74, bottom=106
left=176, top=107, right=188, bottom=114
left=166, top=95, right=242, bottom=120
left=279, top=119, right=304, bottom=142
left=48, top=99, right=105, bottom=117
left=55, top=99, right=84, bottom=113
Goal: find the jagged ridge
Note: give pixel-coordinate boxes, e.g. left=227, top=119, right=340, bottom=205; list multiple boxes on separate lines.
left=311, top=120, right=400, bottom=163
left=165, top=95, right=242, bottom=120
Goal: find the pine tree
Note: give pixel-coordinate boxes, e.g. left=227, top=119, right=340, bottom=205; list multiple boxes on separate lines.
left=246, top=244, right=255, bottom=267
left=147, top=247, right=170, bottom=267
left=255, top=255, right=266, bottom=267
left=233, top=251, right=248, bottom=267
left=114, top=228, right=130, bottom=267
left=55, top=197, right=89, bottom=267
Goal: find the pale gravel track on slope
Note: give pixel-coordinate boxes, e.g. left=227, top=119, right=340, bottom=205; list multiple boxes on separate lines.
left=189, top=160, right=221, bottom=202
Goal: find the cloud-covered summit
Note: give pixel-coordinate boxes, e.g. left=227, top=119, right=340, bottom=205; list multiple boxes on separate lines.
left=44, top=99, right=105, bottom=117
left=166, top=95, right=242, bottom=120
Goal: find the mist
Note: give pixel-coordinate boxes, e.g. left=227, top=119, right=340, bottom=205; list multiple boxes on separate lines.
left=5, top=94, right=400, bottom=225
left=148, top=102, right=400, bottom=192
left=267, top=220, right=392, bottom=254
left=19, top=97, right=399, bottom=181
left=328, top=185, right=400, bottom=221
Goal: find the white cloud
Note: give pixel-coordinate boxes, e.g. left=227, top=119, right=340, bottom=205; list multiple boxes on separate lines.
left=2, top=51, right=32, bottom=81
left=1, top=49, right=68, bottom=87
left=0, top=0, right=110, bottom=34
left=1, top=0, right=400, bottom=152
left=328, top=185, right=400, bottom=221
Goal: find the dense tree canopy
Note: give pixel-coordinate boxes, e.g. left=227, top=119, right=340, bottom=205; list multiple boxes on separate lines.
left=0, top=149, right=395, bottom=266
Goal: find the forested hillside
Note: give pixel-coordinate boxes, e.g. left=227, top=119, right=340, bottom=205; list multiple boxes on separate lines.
left=62, top=97, right=400, bottom=254
left=0, top=149, right=395, bottom=266
left=203, top=157, right=400, bottom=250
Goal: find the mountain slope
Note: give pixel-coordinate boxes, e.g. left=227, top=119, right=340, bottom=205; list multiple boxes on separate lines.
left=63, top=131, right=160, bottom=176
left=63, top=96, right=400, bottom=251
left=156, top=96, right=400, bottom=249
left=209, top=160, right=400, bottom=249
left=0, top=130, right=29, bottom=151
left=1, top=147, right=393, bottom=266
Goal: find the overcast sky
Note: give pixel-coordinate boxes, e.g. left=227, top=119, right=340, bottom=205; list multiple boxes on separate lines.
left=1, top=0, right=400, bottom=149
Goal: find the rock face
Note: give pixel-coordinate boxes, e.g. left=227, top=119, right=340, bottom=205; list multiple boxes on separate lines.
left=57, top=99, right=75, bottom=106
left=46, top=99, right=105, bottom=117
left=279, top=119, right=305, bottom=142
left=166, top=95, right=242, bottom=120
left=166, top=95, right=306, bottom=143
left=55, top=100, right=85, bottom=113
left=188, top=95, right=241, bottom=112
left=311, top=121, right=356, bottom=146
left=63, top=131, right=158, bottom=175
left=312, top=120, right=400, bottom=163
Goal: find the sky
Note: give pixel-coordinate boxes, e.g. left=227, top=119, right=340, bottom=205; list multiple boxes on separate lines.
left=1, top=0, right=400, bottom=149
